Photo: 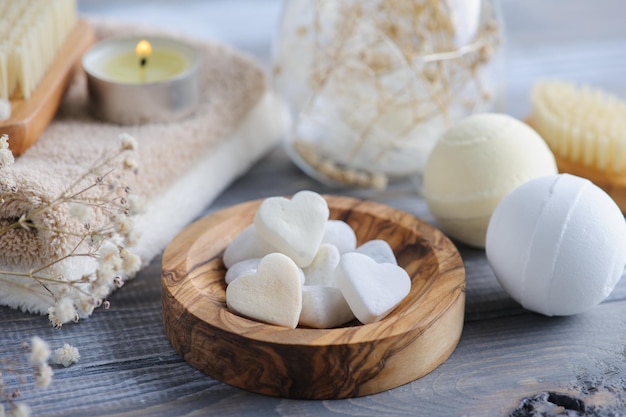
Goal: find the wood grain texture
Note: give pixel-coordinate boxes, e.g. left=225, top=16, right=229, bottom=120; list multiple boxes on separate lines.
left=0, top=20, right=95, bottom=156
left=162, top=196, right=465, bottom=399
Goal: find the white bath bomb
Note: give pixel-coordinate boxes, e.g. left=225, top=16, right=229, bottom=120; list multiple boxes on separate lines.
left=486, top=174, right=626, bottom=316
left=423, top=113, right=557, bottom=248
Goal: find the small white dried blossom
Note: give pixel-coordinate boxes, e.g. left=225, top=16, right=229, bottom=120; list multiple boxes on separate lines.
left=0, top=147, right=14, bottom=169
left=9, top=403, right=31, bottom=417
left=34, top=364, right=53, bottom=389
left=123, top=156, right=138, bottom=171
left=0, top=133, right=10, bottom=149
left=69, top=202, right=92, bottom=223
left=124, top=229, right=141, bottom=247
left=126, top=194, right=145, bottom=216
left=119, top=133, right=138, bottom=151
left=52, top=298, right=77, bottom=325
left=47, top=307, right=62, bottom=329
left=29, top=337, right=50, bottom=365
left=120, top=249, right=141, bottom=275
left=98, top=245, right=123, bottom=272
left=113, top=215, right=133, bottom=236
left=75, top=294, right=97, bottom=317
left=52, top=344, right=80, bottom=367
left=0, top=134, right=14, bottom=168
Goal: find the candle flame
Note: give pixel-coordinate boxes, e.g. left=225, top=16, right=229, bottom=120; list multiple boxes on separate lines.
left=135, top=40, right=152, bottom=57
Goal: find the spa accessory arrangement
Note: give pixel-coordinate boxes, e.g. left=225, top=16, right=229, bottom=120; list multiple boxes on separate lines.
left=1, top=0, right=625, bottom=414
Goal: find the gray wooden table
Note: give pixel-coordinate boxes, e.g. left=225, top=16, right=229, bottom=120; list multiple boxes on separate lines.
left=2, top=1, right=626, bottom=416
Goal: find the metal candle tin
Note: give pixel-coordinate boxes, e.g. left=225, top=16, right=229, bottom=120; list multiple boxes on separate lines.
left=82, top=36, right=200, bottom=125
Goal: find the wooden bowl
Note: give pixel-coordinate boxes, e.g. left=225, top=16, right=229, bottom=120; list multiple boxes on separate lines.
left=161, top=195, right=465, bottom=399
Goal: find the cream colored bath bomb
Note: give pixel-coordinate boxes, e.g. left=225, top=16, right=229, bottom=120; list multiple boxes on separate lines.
left=422, top=113, right=557, bottom=247
left=486, top=174, right=626, bottom=316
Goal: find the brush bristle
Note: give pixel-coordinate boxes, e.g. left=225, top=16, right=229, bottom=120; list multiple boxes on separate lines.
left=531, top=80, right=626, bottom=174
left=0, top=0, right=77, bottom=101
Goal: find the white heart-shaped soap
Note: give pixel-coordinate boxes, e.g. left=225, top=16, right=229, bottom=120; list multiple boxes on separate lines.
left=336, top=252, right=411, bottom=324
left=322, top=220, right=357, bottom=254
left=223, top=224, right=275, bottom=269
left=225, top=258, right=261, bottom=285
left=226, top=253, right=302, bottom=328
left=254, top=190, right=329, bottom=267
left=303, top=243, right=340, bottom=286
left=299, top=285, right=355, bottom=329
left=226, top=257, right=306, bottom=286
left=356, top=239, right=397, bottom=265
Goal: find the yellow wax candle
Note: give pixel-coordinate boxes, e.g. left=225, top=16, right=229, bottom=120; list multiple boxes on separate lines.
left=102, top=48, right=187, bottom=83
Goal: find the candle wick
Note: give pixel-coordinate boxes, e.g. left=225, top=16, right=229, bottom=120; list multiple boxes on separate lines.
left=140, top=57, right=148, bottom=67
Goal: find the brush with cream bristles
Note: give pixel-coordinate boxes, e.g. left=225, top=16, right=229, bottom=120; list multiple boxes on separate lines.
left=0, top=0, right=77, bottom=103
left=529, top=80, right=626, bottom=212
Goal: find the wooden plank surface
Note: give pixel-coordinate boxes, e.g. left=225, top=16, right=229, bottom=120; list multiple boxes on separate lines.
left=2, top=0, right=626, bottom=416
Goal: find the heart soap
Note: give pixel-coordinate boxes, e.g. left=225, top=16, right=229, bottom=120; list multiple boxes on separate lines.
left=299, top=285, right=355, bottom=328
left=226, top=253, right=303, bottom=328
left=336, top=252, right=411, bottom=324
left=303, top=243, right=340, bottom=286
left=254, top=190, right=329, bottom=267
left=223, top=224, right=275, bottom=268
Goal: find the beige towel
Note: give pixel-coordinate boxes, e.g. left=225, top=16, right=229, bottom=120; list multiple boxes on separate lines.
left=0, top=21, right=287, bottom=316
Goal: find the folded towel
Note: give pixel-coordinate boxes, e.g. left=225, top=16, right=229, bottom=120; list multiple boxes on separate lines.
left=0, top=20, right=287, bottom=320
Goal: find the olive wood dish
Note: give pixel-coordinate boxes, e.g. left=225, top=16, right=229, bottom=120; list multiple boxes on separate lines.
left=161, top=195, right=465, bottom=399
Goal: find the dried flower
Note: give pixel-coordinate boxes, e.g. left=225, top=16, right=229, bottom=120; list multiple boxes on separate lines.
left=112, top=215, right=133, bottom=237
left=123, top=157, right=138, bottom=171
left=50, top=298, right=77, bottom=325
left=120, top=249, right=141, bottom=275
left=9, top=403, right=31, bottom=417
left=28, top=337, right=50, bottom=366
left=98, top=245, right=123, bottom=271
left=0, top=134, right=9, bottom=149
left=52, top=344, right=80, bottom=368
left=0, top=134, right=14, bottom=169
left=34, top=364, right=53, bottom=389
left=119, top=133, right=138, bottom=151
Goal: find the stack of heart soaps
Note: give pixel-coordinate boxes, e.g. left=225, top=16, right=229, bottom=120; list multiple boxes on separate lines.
left=222, top=190, right=411, bottom=328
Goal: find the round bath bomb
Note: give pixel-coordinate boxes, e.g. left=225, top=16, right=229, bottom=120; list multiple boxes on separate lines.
left=422, top=113, right=557, bottom=247
left=486, top=174, right=626, bottom=316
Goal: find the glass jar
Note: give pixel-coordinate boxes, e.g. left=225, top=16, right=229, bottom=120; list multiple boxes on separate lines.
left=271, top=0, right=505, bottom=189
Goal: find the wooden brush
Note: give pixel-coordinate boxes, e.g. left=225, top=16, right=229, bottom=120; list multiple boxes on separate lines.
left=529, top=80, right=626, bottom=212
left=0, top=0, right=94, bottom=156
left=0, top=0, right=77, bottom=101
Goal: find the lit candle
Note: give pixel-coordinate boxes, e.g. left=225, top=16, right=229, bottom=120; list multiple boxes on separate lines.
left=82, top=37, right=200, bottom=125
